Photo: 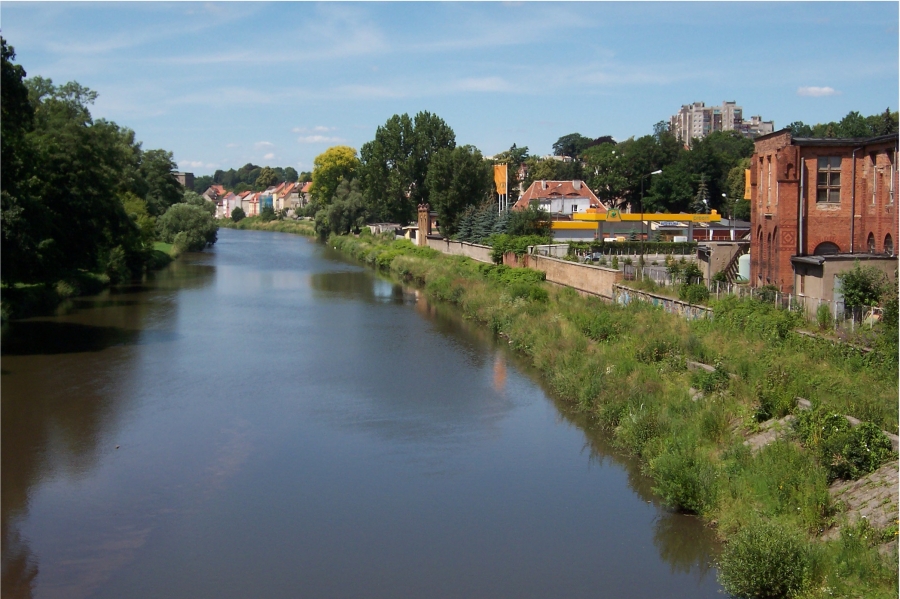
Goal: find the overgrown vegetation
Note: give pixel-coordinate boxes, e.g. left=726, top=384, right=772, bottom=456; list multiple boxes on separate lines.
left=219, top=216, right=316, bottom=237
left=327, top=232, right=898, bottom=599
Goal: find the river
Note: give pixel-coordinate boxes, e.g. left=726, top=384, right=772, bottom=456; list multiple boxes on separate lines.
left=2, top=228, right=722, bottom=598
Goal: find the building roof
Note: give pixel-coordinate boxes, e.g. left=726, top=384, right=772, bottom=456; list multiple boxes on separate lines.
left=513, top=180, right=605, bottom=211
left=301, top=182, right=312, bottom=193
left=754, top=128, right=899, bottom=147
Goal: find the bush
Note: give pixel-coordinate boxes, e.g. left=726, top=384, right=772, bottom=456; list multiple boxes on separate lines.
left=650, top=436, right=720, bottom=514
left=718, top=520, right=812, bottom=599
left=231, top=207, right=246, bottom=222
left=679, top=283, right=710, bottom=304
left=794, top=409, right=897, bottom=481
left=816, top=303, right=833, bottom=330
left=260, top=206, right=276, bottom=222
left=157, top=203, right=218, bottom=252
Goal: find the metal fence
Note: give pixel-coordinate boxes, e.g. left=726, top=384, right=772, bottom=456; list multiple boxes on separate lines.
left=621, top=267, right=883, bottom=332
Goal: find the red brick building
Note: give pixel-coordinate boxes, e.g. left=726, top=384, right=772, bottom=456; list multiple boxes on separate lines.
left=750, top=129, right=898, bottom=299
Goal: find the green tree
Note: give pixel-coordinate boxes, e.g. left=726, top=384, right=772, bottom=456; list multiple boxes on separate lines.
left=552, top=133, right=594, bottom=158
left=316, top=178, right=367, bottom=237
left=255, top=166, right=278, bottom=190
left=141, top=149, right=184, bottom=216
left=231, top=207, right=246, bottom=222
left=156, top=203, right=217, bottom=252
left=183, top=190, right=216, bottom=216
left=838, top=262, right=890, bottom=308
left=310, top=145, right=360, bottom=209
left=583, top=143, right=629, bottom=208
left=359, top=111, right=455, bottom=224
left=283, top=166, right=299, bottom=182
left=425, top=145, right=491, bottom=236
left=192, top=174, right=214, bottom=193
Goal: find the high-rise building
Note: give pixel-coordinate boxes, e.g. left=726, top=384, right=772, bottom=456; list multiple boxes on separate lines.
left=669, top=101, right=773, bottom=145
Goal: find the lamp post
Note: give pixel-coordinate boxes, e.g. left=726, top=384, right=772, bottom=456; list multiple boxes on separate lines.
left=639, top=169, right=663, bottom=275
left=722, top=192, right=737, bottom=241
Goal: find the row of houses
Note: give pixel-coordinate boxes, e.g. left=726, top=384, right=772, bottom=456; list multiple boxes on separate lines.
left=201, top=181, right=312, bottom=219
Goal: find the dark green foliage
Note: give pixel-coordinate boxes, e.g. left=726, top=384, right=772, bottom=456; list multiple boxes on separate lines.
left=255, top=166, right=278, bottom=190
left=679, top=283, right=709, bottom=304
left=507, top=206, right=551, bottom=237
left=259, top=206, right=276, bottom=222
left=718, top=519, right=812, bottom=598
left=650, top=435, right=720, bottom=514
left=183, top=190, right=215, bottom=216
left=315, top=178, right=367, bottom=238
left=156, top=204, right=218, bottom=252
left=794, top=409, right=896, bottom=481
left=789, top=108, right=898, bottom=139
left=552, top=132, right=594, bottom=158
left=231, top=207, right=246, bottom=222
left=488, top=234, right=551, bottom=263
left=425, top=145, right=491, bottom=236
left=837, top=261, right=890, bottom=308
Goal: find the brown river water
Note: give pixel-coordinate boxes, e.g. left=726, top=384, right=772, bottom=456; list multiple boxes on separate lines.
left=2, top=228, right=721, bottom=598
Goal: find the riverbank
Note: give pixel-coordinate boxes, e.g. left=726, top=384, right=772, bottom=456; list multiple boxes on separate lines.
left=219, top=216, right=316, bottom=236
left=328, top=232, right=898, bottom=599
left=0, top=245, right=174, bottom=321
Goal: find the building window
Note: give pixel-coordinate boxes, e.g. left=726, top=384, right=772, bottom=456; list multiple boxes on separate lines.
left=816, top=156, right=841, bottom=203
left=798, top=273, right=805, bottom=295
left=867, top=232, right=876, bottom=253
left=886, top=234, right=894, bottom=256
left=766, top=157, right=772, bottom=205
left=814, top=241, right=840, bottom=255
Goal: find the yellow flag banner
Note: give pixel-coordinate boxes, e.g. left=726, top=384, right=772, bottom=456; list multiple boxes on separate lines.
left=744, top=169, right=752, bottom=199
left=494, top=164, right=508, bottom=195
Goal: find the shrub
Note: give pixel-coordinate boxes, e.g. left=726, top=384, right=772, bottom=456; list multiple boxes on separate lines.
left=650, top=435, right=720, bottom=514
left=231, top=207, right=246, bottom=222
left=690, top=363, right=730, bottom=394
left=679, top=283, right=710, bottom=304
left=794, top=409, right=897, bottom=481
left=816, top=303, right=833, bottom=330
left=611, top=256, right=619, bottom=270
left=157, top=203, right=218, bottom=251
left=718, top=519, right=812, bottom=599
left=260, top=206, right=276, bottom=222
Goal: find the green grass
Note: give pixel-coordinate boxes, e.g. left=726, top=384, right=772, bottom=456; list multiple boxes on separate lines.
left=219, top=217, right=316, bottom=236
left=328, top=232, right=899, bottom=599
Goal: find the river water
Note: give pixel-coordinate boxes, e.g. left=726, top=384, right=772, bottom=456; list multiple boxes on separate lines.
left=2, top=228, right=721, bottom=598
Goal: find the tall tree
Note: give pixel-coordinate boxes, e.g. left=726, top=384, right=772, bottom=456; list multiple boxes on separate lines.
left=552, top=133, right=593, bottom=158
left=255, top=166, right=278, bottom=190
left=141, top=149, right=183, bottom=216
left=425, top=145, right=491, bottom=236
left=310, top=146, right=360, bottom=208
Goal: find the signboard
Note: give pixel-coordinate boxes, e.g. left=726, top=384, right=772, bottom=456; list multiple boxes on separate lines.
left=493, top=164, right=508, bottom=196
left=606, top=208, right=621, bottom=222
left=744, top=169, right=752, bottom=200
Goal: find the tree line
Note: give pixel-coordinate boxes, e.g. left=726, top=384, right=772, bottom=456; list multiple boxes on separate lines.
left=194, top=164, right=311, bottom=195
left=1, top=38, right=216, bottom=291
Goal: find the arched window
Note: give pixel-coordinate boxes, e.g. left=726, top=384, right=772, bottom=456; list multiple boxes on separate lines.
left=814, top=242, right=840, bottom=255
left=885, top=234, right=894, bottom=256
left=867, top=232, right=876, bottom=253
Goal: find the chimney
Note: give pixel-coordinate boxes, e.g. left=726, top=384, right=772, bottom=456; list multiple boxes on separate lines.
left=573, top=180, right=581, bottom=190
left=541, top=180, right=547, bottom=189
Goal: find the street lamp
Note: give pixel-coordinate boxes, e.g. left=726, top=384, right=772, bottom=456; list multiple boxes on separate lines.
left=639, top=169, right=662, bottom=274
left=723, top=192, right=735, bottom=241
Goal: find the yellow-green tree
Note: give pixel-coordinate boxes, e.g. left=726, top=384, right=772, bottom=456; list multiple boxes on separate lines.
left=310, top=146, right=360, bottom=209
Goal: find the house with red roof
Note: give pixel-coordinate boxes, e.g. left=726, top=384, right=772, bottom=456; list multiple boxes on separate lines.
left=512, top=180, right=606, bottom=217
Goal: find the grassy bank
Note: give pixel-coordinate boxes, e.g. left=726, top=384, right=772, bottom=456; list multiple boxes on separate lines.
left=219, top=216, right=316, bottom=237
left=330, top=232, right=898, bottom=599
left=1, top=246, right=174, bottom=321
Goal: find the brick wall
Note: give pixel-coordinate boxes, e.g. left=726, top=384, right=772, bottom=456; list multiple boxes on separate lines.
left=425, top=237, right=493, bottom=263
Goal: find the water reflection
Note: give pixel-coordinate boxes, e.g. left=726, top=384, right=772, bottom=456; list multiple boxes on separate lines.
left=1, top=255, right=210, bottom=598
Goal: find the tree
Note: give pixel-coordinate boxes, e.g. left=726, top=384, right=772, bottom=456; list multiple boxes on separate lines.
left=552, top=133, right=593, bottom=158
left=141, top=149, right=183, bottom=216
left=583, top=143, right=629, bottom=208
left=425, top=145, right=491, bottom=236
left=316, top=178, right=367, bottom=237
left=838, top=262, right=890, bottom=308
left=192, top=174, right=214, bottom=193
left=359, top=111, right=455, bottom=223
left=255, top=166, right=278, bottom=190
left=231, top=207, right=246, bottom=222
left=283, top=166, right=299, bottom=182
left=156, top=203, right=217, bottom=252
left=310, top=145, right=360, bottom=209
left=183, top=190, right=216, bottom=216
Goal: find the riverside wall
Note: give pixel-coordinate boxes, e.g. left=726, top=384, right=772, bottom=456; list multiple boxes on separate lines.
left=612, top=284, right=713, bottom=320
left=425, top=237, right=493, bottom=263
left=504, top=253, right=624, bottom=300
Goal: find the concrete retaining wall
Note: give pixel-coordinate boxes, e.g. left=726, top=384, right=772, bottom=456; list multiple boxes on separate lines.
left=426, top=237, right=493, bottom=263
left=612, top=284, right=713, bottom=320
left=503, top=253, right=623, bottom=299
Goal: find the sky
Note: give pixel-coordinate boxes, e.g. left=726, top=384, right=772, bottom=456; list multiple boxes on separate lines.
left=2, top=2, right=898, bottom=177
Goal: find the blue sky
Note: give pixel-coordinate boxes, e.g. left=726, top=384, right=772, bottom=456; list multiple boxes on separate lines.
left=3, top=2, right=897, bottom=176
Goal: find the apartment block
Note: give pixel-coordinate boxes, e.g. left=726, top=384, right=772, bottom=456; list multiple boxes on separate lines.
left=670, top=101, right=773, bottom=145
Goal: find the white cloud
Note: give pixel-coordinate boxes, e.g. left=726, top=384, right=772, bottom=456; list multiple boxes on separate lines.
left=297, top=135, right=346, bottom=144
left=179, top=160, right=218, bottom=169
left=226, top=143, right=239, bottom=148
left=264, top=153, right=275, bottom=160
left=292, top=125, right=335, bottom=134
left=797, top=86, right=838, bottom=97
left=255, top=141, right=275, bottom=148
